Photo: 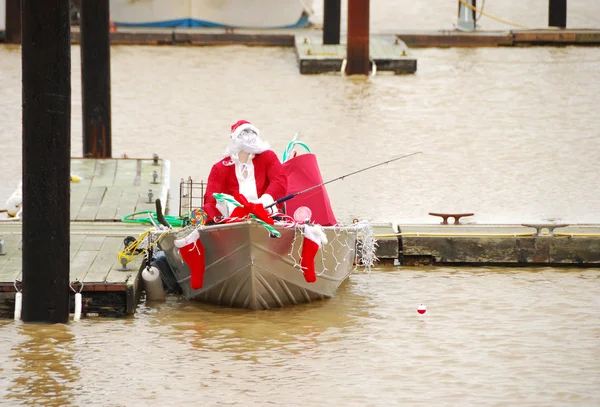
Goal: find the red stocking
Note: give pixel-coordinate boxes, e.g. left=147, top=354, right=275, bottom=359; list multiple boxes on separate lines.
left=174, top=229, right=205, bottom=290
left=300, top=225, right=327, bottom=283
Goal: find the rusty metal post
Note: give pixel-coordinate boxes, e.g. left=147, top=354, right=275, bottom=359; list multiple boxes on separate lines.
left=323, top=0, right=341, bottom=45
left=346, top=0, right=370, bottom=75
left=5, top=0, right=22, bottom=44
left=80, top=0, right=112, bottom=158
left=549, top=0, right=567, bottom=28
left=21, top=0, right=71, bottom=323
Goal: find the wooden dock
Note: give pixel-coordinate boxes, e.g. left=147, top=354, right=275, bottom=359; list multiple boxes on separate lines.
left=70, top=156, right=170, bottom=222
left=0, top=156, right=170, bottom=319
left=295, top=35, right=417, bottom=75
left=0, top=222, right=152, bottom=318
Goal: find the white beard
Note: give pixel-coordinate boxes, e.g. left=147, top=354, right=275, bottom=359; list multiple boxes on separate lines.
left=223, top=129, right=270, bottom=158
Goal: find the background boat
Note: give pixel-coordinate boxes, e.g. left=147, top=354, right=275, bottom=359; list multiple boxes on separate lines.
left=108, top=0, right=311, bottom=29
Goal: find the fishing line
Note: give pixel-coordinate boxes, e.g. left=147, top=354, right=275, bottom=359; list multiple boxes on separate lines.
left=267, top=151, right=423, bottom=209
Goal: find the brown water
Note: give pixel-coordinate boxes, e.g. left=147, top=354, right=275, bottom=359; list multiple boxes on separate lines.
left=1, top=44, right=600, bottom=224
left=0, top=267, right=599, bottom=406
left=1, top=1, right=600, bottom=405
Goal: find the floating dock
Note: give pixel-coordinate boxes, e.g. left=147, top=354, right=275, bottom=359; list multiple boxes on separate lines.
left=0, top=156, right=170, bottom=319
left=294, top=35, right=417, bottom=75
left=372, top=223, right=600, bottom=266
left=64, top=27, right=600, bottom=48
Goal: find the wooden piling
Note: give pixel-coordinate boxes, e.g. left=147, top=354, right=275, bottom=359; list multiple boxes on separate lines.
left=346, top=0, right=370, bottom=75
left=21, top=0, right=71, bottom=323
left=549, top=0, right=567, bottom=28
left=323, top=0, right=341, bottom=45
left=5, top=0, right=21, bottom=44
left=80, top=0, right=112, bottom=158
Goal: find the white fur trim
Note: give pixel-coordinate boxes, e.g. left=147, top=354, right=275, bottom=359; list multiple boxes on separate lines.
left=174, top=228, right=199, bottom=248
left=303, top=224, right=326, bottom=247
left=231, top=123, right=260, bottom=139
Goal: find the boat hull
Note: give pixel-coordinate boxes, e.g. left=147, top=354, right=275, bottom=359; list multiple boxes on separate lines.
left=110, top=0, right=310, bottom=29
left=157, top=222, right=358, bottom=310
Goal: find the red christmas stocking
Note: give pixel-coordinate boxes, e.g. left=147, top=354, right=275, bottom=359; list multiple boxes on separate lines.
left=300, top=225, right=327, bottom=283
left=174, top=229, right=205, bottom=290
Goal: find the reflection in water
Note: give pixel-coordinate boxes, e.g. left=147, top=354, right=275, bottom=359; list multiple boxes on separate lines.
left=145, top=278, right=374, bottom=356
left=5, top=324, right=79, bottom=407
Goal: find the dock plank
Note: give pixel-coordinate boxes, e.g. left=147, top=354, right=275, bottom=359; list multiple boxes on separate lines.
left=71, top=158, right=98, bottom=180
left=83, top=236, right=126, bottom=283
left=70, top=160, right=97, bottom=220
left=0, top=233, right=21, bottom=270
left=95, top=187, right=124, bottom=221
left=114, top=159, right=139, bottom=187
left=79, top=235, right=106, bottom=252
left=134, top=196, right=156, bottom=213
left=91, top=159, right=118, bottom=188
left=76, top=186, right=107, bottom=221
left=70, top=250, right=100, bottom=283
left=70, top=234, right=87, bottom=258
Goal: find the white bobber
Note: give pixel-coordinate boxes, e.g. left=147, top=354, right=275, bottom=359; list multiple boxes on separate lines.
left=417, top=304, right=427, bottom=314
left=14, top=292, right=22, bottom=321
left=142, top=265, right=165, bottom=301
left=74, top=292, right=82, bottom=321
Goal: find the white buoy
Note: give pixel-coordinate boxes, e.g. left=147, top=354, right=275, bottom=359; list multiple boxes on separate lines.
left=74, top=292, right=82, bottom=321
left=14, top=292, right=22, bottom=321
left=142, top=265, right=165, bottom=301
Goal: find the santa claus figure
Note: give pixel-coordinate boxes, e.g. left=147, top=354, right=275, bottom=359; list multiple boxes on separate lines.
left=202, top=120, right=288, bottom=222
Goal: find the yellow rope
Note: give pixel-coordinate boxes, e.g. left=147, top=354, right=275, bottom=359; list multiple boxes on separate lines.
left=458, top=0, right=531, bottom=29
left=117, top=229, right=169, bottom=266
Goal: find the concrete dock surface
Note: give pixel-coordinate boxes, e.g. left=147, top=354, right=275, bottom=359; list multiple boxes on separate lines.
left=372, top=223, right=600, bottom=266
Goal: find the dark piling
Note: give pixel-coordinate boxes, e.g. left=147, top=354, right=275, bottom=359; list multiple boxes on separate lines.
left=21, top=0, right=71, bottom=323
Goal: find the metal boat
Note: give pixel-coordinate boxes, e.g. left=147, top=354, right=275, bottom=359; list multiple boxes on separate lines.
left=156, top=220, right=360, bottom=310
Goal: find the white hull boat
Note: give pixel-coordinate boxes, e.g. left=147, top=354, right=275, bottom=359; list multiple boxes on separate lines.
left=156, top=221, right=361, bottom=310
left=110, top=0, right=311, bottom=29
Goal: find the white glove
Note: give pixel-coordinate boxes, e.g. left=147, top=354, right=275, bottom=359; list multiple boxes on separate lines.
left=254, top=194, right=275, bottom=213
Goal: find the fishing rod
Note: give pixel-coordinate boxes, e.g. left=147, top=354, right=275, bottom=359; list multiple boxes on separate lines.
left=266, top=151, right=423, bottom=209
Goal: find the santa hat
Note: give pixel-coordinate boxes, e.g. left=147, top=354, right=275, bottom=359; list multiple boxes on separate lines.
left=230, top=120, right=260, bottom=139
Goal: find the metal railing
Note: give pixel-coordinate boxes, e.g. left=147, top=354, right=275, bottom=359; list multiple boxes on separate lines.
left=179, top=177, right=205, bottom=218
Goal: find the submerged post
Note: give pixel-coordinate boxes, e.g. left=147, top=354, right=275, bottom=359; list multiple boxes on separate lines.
left=5, top=0, right=22, bottom=44
left=549, top=0, right=567, bottom=28
left=346, top=0, right=370, bottom=75
left=457, top=0, right=477, bottom=32
left=323, top=0, right=341, bottom=45
left=21, top=0, right=71, bottom=323
left=80, top=0, right=112, bottom=158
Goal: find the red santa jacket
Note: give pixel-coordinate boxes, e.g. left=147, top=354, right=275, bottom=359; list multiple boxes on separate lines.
left=202, top=150, right=288, bottom=221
